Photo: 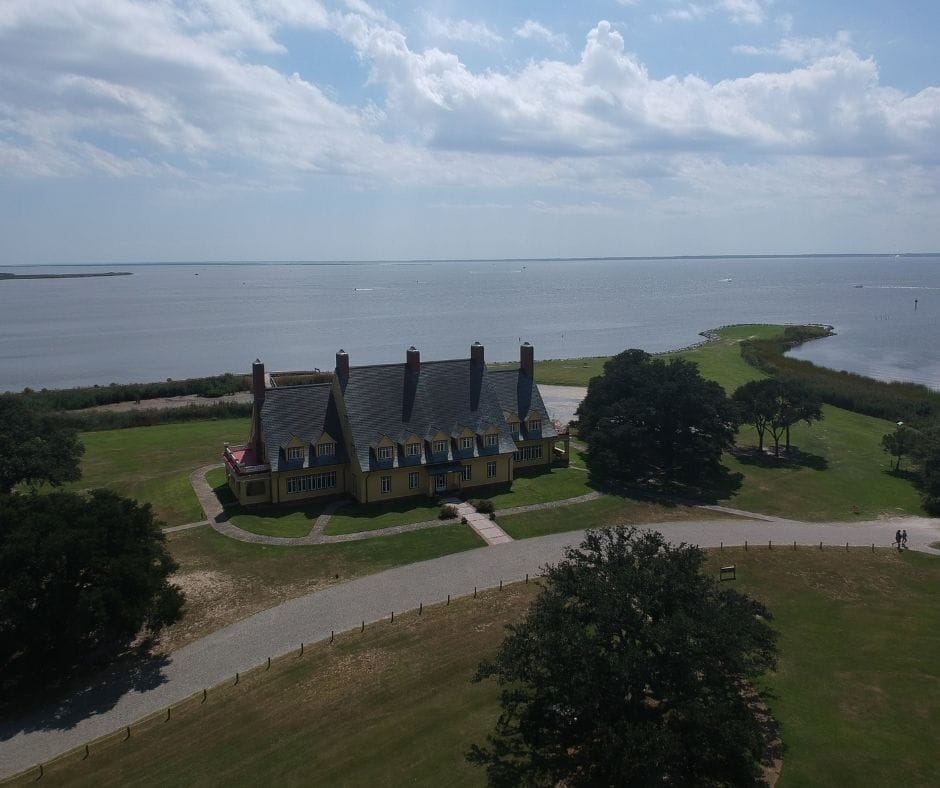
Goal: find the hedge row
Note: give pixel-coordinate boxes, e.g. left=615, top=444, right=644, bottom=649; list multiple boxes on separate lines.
left=52, top=401, right=254, bottom=432
left=16, top=373, right=250, bottom=410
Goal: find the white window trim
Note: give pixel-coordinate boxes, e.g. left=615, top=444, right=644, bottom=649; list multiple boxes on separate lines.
left=377, top=446, right=393, bottom=460
left=485, top=433, right=498, bottom=447
left=434, top=439, right=448, bottom=453
left=461, top=436, right=473, bottom=450
left=286, top=446, right=305, bottom=461
left=462, top=465, right=472, bottom=481
left=486, top=461, right=497, bottom=478
left=407, top=442, right=421, bottom=457
left=317, top=442, right=336, bottom=457
left=408, top=471, right=419, bottom=489
left=380, top=475, right=392, bottom=494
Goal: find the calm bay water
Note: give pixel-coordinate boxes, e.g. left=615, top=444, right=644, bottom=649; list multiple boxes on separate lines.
left=1, top=256, right=937, bottom=392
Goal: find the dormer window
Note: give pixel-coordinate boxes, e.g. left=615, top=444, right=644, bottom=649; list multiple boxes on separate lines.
left=461, top=436, right=474, bottom=450
left=407, top=442, right=421, bottom=456
left=509, top=421, right=519, bottom=436
left=434, top=439, right=448, bottom=454
left=485, top=434, right=498, bottom=447
left=377, top=446, right=393, bottom=460
left=528, top=419, right=542, bottom=432
left=317, top=442, right=336, bottom=457
left=286, top=446, right=305, bottom=461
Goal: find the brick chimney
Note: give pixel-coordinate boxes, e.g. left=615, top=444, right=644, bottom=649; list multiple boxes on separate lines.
left=335, top=349, right=349, bottom=380
left=250, top=359, right=266, bottom=463
left=470, top=341, right=484, bottom=366
left=406, top=346, right=420, bottom=374
left=251, top=359, right=266, bottom=403
left=520, top=342, right=534, bottom=378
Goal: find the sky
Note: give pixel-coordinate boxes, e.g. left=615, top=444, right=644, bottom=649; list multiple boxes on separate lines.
left=1, top=0, right=939, bottom=264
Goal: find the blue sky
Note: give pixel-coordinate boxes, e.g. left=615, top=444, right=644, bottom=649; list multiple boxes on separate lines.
left=1, top=0, right=939, bottom=263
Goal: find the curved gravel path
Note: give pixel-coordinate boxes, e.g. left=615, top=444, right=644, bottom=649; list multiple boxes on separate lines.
left=2, top=514, right=939, bottom=779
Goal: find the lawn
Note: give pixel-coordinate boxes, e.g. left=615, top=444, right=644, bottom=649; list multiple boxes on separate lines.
left=24, top=549, right=940, bottom=787
left=719, top=406, right=924, bottom=520
left=666, top=323, right=777, bottom=392
left=204, top=467, right=448, bottom=537
left=468, top=448, right=595, bottom=510
left=324, top=499, right=447, bottom=535
left=65, top=418, right=249, bottom=527
left=205, top=467, right=328, bottom=538
left=499, top=494, right=729, bottom=539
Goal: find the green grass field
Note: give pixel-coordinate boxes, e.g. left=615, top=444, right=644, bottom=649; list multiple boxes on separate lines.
left=498, top=494, right=728, bottom=539
left=20, top=549, right=940, bottom=787
left=67, top=418, right=248, bottom=527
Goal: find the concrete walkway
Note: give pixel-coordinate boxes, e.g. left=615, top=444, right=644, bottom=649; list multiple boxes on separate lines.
left=443, top=498, right=513, bottom=545
left=2, top=514, right=939, bottom=778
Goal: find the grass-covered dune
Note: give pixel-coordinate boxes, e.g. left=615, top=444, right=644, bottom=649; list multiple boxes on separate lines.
left=13, top=549, right=940, bottom=788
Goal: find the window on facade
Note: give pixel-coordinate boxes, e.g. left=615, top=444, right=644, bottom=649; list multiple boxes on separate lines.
left=513, top=445, right=544, bottom=462
left=377, top=446, right=393, bottom=460
left=317, top=442, right=336, bottom=457
left=462, top=465, right=472, bottom=481
left=461, top=436, right=473, bottom=450
left=381, top=475, right=392, bottom=494
left=286, top=472, right=337, bottom=494
left=407, top=442, right=421, bottom=456
left=485, top=433, right=498, bottom=447
left=408, top=471, right=419, bottom=489
left=286, top=446, right=305, bottom=461
left=528, top=419, right=542, bottom=432
left=486, top=461, right=497, bottom=478
left=434, top=439, right=448, bottom=454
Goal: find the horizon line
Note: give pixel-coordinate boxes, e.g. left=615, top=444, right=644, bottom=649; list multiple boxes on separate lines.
left=6, top=251, right=940, bottom=267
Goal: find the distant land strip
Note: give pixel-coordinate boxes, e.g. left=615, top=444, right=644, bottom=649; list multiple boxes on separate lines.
left=0, top=271, right=132, bottom=280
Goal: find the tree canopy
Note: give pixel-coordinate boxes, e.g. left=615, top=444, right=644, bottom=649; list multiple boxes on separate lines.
left=733, top=378, right=823, bottom=457
left=0, top=394, right=85, bottom=493
left=0, top=490, right=184, bottom=684
left=881, top=423, right=919, bottom=471
left=468, top=527, right=779, bottom=787
left=576, top=350, right=738, bottom=488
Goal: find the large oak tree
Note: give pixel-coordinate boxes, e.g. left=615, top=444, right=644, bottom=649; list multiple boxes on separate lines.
left=0, top=490, right=184, bottom=684
left=468, top=527, right=779, bottom=786
left=0, top=394, right=84, bottom=493
left=576, top=350, right=738, bottom=488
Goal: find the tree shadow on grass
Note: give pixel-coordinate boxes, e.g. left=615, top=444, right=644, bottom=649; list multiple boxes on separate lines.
left=210, top=480, right=329, bottom=525
left=587, top=466, right=743, bottom=508
left=732, top=446, right=829, bottom=471
left=885, top=467, right=919, bottom=484
left=0, top=647, right=170, bottom=739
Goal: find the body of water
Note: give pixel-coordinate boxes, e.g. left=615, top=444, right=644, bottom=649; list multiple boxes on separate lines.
left=1, top=256, right=937, bottom=392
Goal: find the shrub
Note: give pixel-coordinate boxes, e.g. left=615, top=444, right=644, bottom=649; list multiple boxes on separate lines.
left=439, top=504, right=458, bottom=520
left=472, top=498, right=495, bottom=514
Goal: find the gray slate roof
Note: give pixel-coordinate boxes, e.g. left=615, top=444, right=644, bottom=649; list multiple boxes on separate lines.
left=339, top=359, right=517, bottom=471
left=258, top=384, right=347, bottom=472
left=489, top=368, right=559, bottom=442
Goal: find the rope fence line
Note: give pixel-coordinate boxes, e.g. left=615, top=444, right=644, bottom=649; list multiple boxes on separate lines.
left=13, top=541, right=907, bottom=782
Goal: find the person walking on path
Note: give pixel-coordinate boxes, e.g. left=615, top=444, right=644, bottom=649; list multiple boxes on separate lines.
left=902, top=529, right=908, bottom=548
left=895, top=529, right=903, bottom=549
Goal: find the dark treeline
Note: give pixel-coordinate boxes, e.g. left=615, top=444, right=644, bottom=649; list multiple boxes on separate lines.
left=13, top=370, right=334, bottom=412
left=740, top=325, right=940, bottom=428
left=52, top=401, right=254, bottom=431
left=17, top=373, right=249, bottom=409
